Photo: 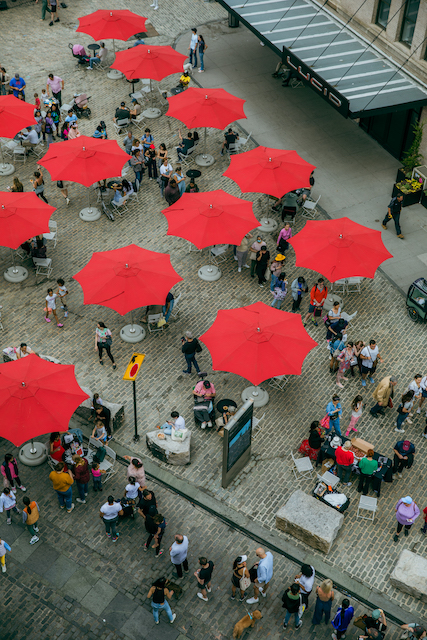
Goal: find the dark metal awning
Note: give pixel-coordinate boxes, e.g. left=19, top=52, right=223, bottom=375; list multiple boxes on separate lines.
left=219, top=0, right=427, bottom=118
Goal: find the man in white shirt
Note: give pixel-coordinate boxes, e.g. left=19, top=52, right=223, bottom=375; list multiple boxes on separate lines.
left=87, top=43, right=108, bottom=70
left=100, top=495, right=123, bottom=542
left=361, top=339, right=383, bottom=387
left=407, top=374, right=423, bottom=417
left=160, top=411, right=185, bottom=435
left=188, top=28, right=198, bottom=68
left=20, top=127, right=39, bottom=149
left=294, top=564, right=315, bottom=606
left=170, top=534, right=189, bottom=579
left=418, top=374, right=427, bottom=415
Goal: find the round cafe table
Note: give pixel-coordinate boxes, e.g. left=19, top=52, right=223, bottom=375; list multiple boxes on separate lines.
left=217, top=399, right=237, bottom=414
left=88, top=43, right=100, bottom=53
left=186, top=169, right=201, bottom=179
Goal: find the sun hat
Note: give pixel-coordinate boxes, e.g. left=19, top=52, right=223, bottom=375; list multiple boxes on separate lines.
left=275, top=254, right=286, bottom=261
left=401, top=496, right=413, bottom=504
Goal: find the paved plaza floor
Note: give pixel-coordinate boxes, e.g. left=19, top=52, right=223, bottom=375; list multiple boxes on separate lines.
left=0, top=0, right=427, bottom=631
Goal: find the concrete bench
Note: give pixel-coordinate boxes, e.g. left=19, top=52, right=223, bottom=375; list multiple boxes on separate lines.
left=146, top=430, right=191, bottom=466
left=275, top=489, right=344, bottom=554
left=390, top=549, right=427, bottom=603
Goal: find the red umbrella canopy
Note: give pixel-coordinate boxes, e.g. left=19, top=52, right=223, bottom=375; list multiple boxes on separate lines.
left=0, top=355, right=89, bottom=447
left=289, top=217, right=393, bottom=282
left=111, top=45, right=187, bottom=82
left=0, top=95, right=36, bottom=138
left=161, top=190, right=259, bottom=249
left=199, top=302, right=318, bottom=386
left=77, top=10, right=147, bottom=42
left=73, top=244, right=183, bottom=315
left=0, top=192, right=56, bottom=250
left=223, top=146, right=316, bottom=199
left=39, top=137, right=129, bottom=187
left=166, top=88, right=246, bottom=129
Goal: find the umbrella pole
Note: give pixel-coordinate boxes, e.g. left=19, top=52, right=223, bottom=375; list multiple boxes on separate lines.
left=257, top=193, right=278, bottom=235
left=198, top=245, right=222, bottom=282
left=79, top=186, right=101, bottom=222
left=120, top=309, right=145, bottom=343
left=0, top=142, right=15, bottom=177
left=4, top=247, right=28, bottom=283
left=241, top=384, right=269, bottom=407
left=18, top=438, right=48, bottom=466
left=195, top=127, right=214, bottom=168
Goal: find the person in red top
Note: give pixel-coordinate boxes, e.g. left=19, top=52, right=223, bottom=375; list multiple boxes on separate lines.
left=421, top=506, right=427, bottom=534
left=304, top=278, right=328, bottom=326
left=335, top=441, right=354, bottom=486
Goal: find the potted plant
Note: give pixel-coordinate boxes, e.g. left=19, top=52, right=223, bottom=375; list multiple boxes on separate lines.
left=396, top=120, right=425, bottom=181
left=392, top=178, right=423, bottom=206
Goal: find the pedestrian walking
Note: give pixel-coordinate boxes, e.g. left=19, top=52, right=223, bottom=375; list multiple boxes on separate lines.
left=0, top=487, right=20, bottom=524
left=188, top=28, right=198, bottom=68
left=231, top=555, right=250, bottom=601
left=72, top=455, right=90, bottom=504
left=303, top=278, right=328, bottom=326
left=294, top=563, right=315, bottom=607
left=311, top=579, right=334, bottom=626
left=420, top=505, right=427, bottom=535
left=22, top=496, right=40, bottom=544
left=331, top=598, right=354, bottom=640
left=181, top=331, right=201, bottom=375
left=291, top=276, right=308, bottom=312
left=345, top=395, right=363, bottom=436
left=95, top=322, right=116, bottom=369
left=30, top=168, right=48, bottom=203
left=335, top=441, right=354, bottom=486
left=99, top=495, right=123, bottom=542
left=145, top=510, right=165, bottom=557
left=395, top=390, right=415, bottom=433
left=418, top=374, right=427, bottom=414
left=170, top=534, right=189, bottom=579
left=46, top=73, right=63, bottom=106
left=326, top=395, right=342, bottom=436
left=336, top=342, right=354, bottom=388
left=48, top=0, right=59, bottom=26
left=400, top=623, right=426, bottom=639
left=392, top=440, right=415, bottom=477
left=382, top=193, right=404, bottom=239
left=91, top=461, right=105, bottom=491
left=246, top=547, right=274, bottom=604
left=370, top=376, right=397, bottom=418
left=255, top=245, right=270, bottom=287
left=270, top=273, right=287, bottom=309
left=44, top=288, right=64, bottom=328
left=0, top=537, right=11, bottom=573
left=282, top=583, right=303, bottom=630
left=194, top=557, right=214, bottom=601
left=269, top=254, right=285, bottom=291
left=357, top=449, right=378, bottom=495
left=249, top=235, right=266, bottom=278
left=147, top=577, right=176, bottom=624
left=236, top=233, right=252, bottom=272
left=394, top=496, right=420, bottom=542
left=1, top=454, right=26, bottom=492
left=407, top=374, right=423, bottom=415
left=49, top=462, right=74, bottom=512
left=138, top=488, right=158, bottom=519
left=360, top=339, right=383, bottom=386
left=56, top=278, right=69, bottom=318
left=124, top=456, right=147, bottom=489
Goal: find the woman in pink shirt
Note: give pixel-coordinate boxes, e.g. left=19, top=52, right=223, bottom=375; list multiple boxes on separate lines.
left=68, top=123, right=81, bottom=139
left=277, top=223, right=292, bottom=253
left=194, top=380, right=216, bottom=412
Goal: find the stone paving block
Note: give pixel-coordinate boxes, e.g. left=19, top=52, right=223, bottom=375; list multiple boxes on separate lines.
left=21, top=542, right=60, bottom=576
left=84, top=579, right=119, bottom=616
left=101, top=592, right=139, bottom=631
left=44, top=554, right=79, bottom=589
left=120, top=606, right=158, bottom=638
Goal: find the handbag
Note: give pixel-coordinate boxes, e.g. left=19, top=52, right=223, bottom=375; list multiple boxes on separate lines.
left=195, top=340, right=202, bottom=353
left=353, top=615, right=367, bottom=630
left=104, top=336, right=112, bottom=346
left=320, top=415, right=330, bottom=431
left=94, top=446, right=106, bottom=463
left=297, top=596, right=306, bottom=619
left=157, top=317, right=166, bottom=328
left=171, top=427, right=188, bottom=442
left=350, top=356, right=358, bottom=366
left=239, top=570, right=251, bottom=592
left=314, top=307, right=322, bottom=317
left=388, top=398, right=393, bottom=408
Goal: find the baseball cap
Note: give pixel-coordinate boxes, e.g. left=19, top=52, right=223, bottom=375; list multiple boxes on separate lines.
left=402, top=440, right=411, bottom=451
left=237, top=555, right=247, bottom=563
left=401, top=496, right=413, bottom=504
left=371, top=610, right=381, bottom=620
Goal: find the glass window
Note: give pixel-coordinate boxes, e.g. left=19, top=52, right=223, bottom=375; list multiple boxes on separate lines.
left=376, top=0, right=391, bottom=29
left=400, top=0, right=420, bottom=46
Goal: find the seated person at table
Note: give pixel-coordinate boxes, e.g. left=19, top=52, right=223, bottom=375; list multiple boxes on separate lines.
left=87, top=42, right=108, bottom=69
left=299, top=421, right=324, bottom=461
left=92, top=420, right=107, bottom=443
left=16, top=343, right=38, bottom=359
left=121, top=179, right=134, bottom=196
left=67, top=122, right=81, bottom=139
left=176, top=128, right=194, bottom=160
left=65, top=110, right=77, bottom=125
left=114, top=102, right=130, bottom=122
left=31, top=235, right=47, bottom=259
left=220, top=128, right=239, bottom=155
left=216, top=405, right=237, bottom=436
left=193, top=396, right=213, bottom=429
left=296, top=171, right=315, bottom=204
left=179, top=71, right=191, bottom=89
left=110, top=182, right=124, bottom=203
left=326, top=318, right=348, bottom=342
left=129, top=99, right=141, bottom=119
left=20, top=126, right=39, bottom=149
left=194, top=380, right=216, bottom=413
left=185, top=178, right=199, bottom=193
left=159, top=411, right=186, bottom=435
left=49, top=432, right=65, bottom=464
left=93, top=121, right=107, bottom=138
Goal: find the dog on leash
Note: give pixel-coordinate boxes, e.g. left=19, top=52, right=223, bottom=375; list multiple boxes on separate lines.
left=183, top=62, right=193, bottom=74
left=232, top=610, right=263, bottom=639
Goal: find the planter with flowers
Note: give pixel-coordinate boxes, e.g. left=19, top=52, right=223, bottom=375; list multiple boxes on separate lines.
left=392, top=178, right=423, bottom=206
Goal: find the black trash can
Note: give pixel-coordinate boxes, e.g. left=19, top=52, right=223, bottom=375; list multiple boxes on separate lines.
left=228, top=12, right=239, bottom=28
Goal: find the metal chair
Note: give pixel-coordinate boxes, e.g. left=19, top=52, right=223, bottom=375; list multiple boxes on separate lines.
left=330, top=279, right=347, bottom=294
left=301, top=195, right=321, bottom=219
left=226, top=142, right=239, bottom=158
left=44, top=220, right=58, bottom=248
left=317, top=471, right=340, bottom=490
left=252, top=412, right=266, bottom=439
left=291, top=452, right=314, bottom=480
left=210, top=244, right=228, bottom=265
left=269, top=375, right=289, bottom=391
left=346, top=277, right=363, bottom=293
left=13, top=147, right=27, bottom=164
left=235, top=131, right=252, bottom=151
left=147, top=313, right=164, bottom=334
left=356, top=495, right=377, bottom=522
left=170, top=292, right=182, bottom=319
left=33, top=257, right=53, bottom=277
left=112, top=118, right=131, bottom=134
left=110, top=195, right=130, bottom=216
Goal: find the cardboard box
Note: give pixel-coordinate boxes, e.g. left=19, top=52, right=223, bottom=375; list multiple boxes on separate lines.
left=351, top=437, right=374, bottom=454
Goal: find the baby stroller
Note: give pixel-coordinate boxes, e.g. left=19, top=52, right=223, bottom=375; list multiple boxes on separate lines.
left=72, top=93, right=92, bottom=119
left=69, top=43, right=90, bottom=66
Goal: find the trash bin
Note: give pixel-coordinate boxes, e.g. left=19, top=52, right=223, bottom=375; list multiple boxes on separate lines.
left=228, top=12, right=239, bottom=28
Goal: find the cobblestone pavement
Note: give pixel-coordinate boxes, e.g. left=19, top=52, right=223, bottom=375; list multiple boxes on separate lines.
left=0, top=0, right=427, bottom=621
left=0, top=439, right=417, bottom=640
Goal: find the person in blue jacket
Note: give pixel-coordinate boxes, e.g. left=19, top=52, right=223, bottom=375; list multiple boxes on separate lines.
left=326, top=395, right=342, bottom=436
left=332, top=598, right=354, bottom=640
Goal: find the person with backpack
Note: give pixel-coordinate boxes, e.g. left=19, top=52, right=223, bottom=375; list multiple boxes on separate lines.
left=303, top=278, right=328, bottom=326
left=1, top=454, right=26, bottom=492
left=331, top=598, right=354, bottom=640
left=22, top=496, right=40, bottom=544
left=326, top=395, right=342, bottom=436
left=282, top=583, right=303, bottom=630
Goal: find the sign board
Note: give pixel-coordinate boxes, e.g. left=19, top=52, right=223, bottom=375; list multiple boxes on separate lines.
left=222, top=399, right=254, bottom=488
left=282, top=46, right=349, bottom=118
left=123, top=353, right=145, bottom=381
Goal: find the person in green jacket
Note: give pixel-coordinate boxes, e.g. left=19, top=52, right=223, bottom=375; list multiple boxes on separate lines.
left=357, top=450, right=378, bottom=495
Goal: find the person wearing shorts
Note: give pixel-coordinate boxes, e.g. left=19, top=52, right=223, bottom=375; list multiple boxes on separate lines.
left=45, top=288, right=63, bottom=327
left=304, top=278, right=328, bottom=326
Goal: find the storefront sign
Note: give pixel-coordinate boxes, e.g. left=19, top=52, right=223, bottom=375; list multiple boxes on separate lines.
left=282, top=46, right=349, bottom=118
left=222, top=399, right=254, bottom=488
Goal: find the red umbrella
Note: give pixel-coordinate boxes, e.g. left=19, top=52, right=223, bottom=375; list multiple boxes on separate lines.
left=39, top=136, right=128, bottom=187
left=223, top=146, right=316, bottom=199
left=0, top=192, right=56, bottom=249
left=0, top=95, right=36, bottom=138
left=166, top=87, right=246, bottom=129
left=73, top=244, right=182, bottom=315
left=76, top=10, right=147, bottom=42
left=0, top=355, right=89, bottom=447
left=161, top=190, right=259, bottom=249
left=111, top=45, right=187, bottom=81
left=199, top=302, right=317, bottom=386
left=289, top=217, right=393, bottom=282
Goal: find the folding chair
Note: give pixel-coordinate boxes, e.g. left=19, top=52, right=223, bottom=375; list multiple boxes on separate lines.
left=33, top=257, right=53, bottom=277
left=226, top=142, right=239, bottom=158
left=210, top=244, right=229, bottom=265
left=291, top=452, right=314, bottom=480
left=170, top=292, right=182, bottom=319
left=179, top=145, right=195, bottom=169
left=357, top=495, right=377, bottom=522
left=269, top=375, right=289, bottom=391
left=13, top=147, right=27, bottom=164
left=88, top=437, right=117, bottom=482
left=131, top=114, right=146, bottom=133
left=1, top=140, right=18, bottom=158
left=330, top=279, right=347, bottom=294
left=235, top=131, right=252, bottom=151
left=147, top=313, right=164, bottom=334
left=301, top=195, right=321, bottom=219
left=317, top=470, right=340, bottom=490
left=112, top=118, right=131, bottom=135
left=252, top=412, right=265, bottom=439
left=346, top=277, right=362, bottom=293
left=110, top=195, right=129, bottom=216
left=290, top=77, right=304, bottom=88
left=43, top=222, right=57, bottom=248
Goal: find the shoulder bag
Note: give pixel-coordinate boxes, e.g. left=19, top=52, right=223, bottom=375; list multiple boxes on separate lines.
left=239, top=568, right=251, bottom=592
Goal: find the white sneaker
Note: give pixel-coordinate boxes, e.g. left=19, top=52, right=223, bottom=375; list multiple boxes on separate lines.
left=234, top=256, right=238, bottom=261
left=244, top=264, right=250, bottom=268
left=394, top=427, right=405, bottom=432
left=406, top=418, right=413, bottom=424
left=398, top=472, right=402, bottom=478
left=170, top=613, right=176, bottom=624
left=11, top=487, right=17, bottom=493
left=1, top=564, right=6, bottom=573
left=19, top=485, right=26, bottom=492
left=76, top=498, right=86, bottom=504
left=66, top=197, right=70, bottom=205
left=238, top=267, right=242, bottom=272
left=207, top=421, right=213, bottom=427
left=197, top=592, right=208, bottom=601
left=259, top=589, right=267, bottom=598
left=30, top=535, right=39, bottom=545
left=201, top=422, right=207, bottom=429
left=423, top=433, right=427, bottom=438
left=416, top=408, right=421, bottom=414
left=246, top=597, right=259, bottom=604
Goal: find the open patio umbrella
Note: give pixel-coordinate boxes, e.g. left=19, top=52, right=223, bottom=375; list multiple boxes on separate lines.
left=39, top=136, right=128, bottom=221
left=166, top=87, right=246, bottom=166
left=289, top=217, right=393, bottom=282
left=77, top=10, right=147, bottom=46
left=111, top=45, right=188, bottom=118
left=199, top=302, right=317, bottom=406
left=0, top=191, right=56, bottom=282
left=0, top=95, right=36, bottom=176
left=0, top=355, right=89, bottom=464
left=73, top=244, right=183, bottom=342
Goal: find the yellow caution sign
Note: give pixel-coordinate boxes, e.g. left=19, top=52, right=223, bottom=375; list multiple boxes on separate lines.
left=123, top=353, right=145, bottom=381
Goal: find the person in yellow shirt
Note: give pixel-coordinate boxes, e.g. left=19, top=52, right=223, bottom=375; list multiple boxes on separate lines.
left=179, top=71, right=191, bottom=89
left=49, top=462, right=74, bottom=513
